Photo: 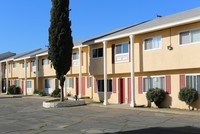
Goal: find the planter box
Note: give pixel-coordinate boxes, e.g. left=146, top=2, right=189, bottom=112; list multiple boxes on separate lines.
left=43, top=100, right=85, bottom=108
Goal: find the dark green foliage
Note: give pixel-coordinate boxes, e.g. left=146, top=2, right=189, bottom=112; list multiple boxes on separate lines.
left=179, top=87, right=198, bottom=106
left=39, top=89, right=47, bottom=96
left=51, top=88, right=61, bottom=97
left=48, top=0, right=73, bottom=102
left=146, top=88, right=166, bottom=108
left=8, top=85, right=21, bottom=94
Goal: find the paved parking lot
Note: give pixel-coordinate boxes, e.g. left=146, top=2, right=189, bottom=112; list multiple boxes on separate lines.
left=0, top=97, right=199, bottom=134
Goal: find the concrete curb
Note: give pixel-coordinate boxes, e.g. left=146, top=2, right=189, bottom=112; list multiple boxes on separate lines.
left=0, top=95, right=23, bottom=99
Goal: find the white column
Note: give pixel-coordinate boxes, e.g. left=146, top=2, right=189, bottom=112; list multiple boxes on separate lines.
left=130, top=35, right=135, bottom=107
left=24, top=59, right=27, bottom=96
left=36, top=56, right=39, bottom=91
left=103, top=41, right=108, bottom=105
left=6, top=61, right=9, bottom=94
left=79, top=47, right=82, bottom=98
left=0, top=63, right=1, bottom=94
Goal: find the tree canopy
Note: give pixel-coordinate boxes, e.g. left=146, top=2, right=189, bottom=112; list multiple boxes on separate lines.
left=48, top=0, right=73, bottom=101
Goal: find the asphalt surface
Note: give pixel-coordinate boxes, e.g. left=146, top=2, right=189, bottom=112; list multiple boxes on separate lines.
left=0, top=97, right=199, bottom=134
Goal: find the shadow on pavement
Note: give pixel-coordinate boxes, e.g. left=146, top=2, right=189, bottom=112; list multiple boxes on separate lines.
left=112, top=126, right=200, bottom=134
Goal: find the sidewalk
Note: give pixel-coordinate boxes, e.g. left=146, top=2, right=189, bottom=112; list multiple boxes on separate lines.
left=89, top=103, right=200, bottom=117
left=0, top=94, right=23, bottom=99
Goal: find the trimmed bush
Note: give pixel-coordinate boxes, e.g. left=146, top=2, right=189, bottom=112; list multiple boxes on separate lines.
left=146, top=88, right=166, bottom=108
left=51, top=88, right=61, bottom=97
left=39, top=89, right=47, bottom=96
left=179, top=87, right=198, bottom=109
left=8, top=85, right=21, bottom=94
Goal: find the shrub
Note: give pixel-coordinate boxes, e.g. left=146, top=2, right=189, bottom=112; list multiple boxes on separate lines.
left=179, top=87, right=198, bottom=109
left=38, top=89, right=47, bottom=96
left=146, top=88, right=166, bottom=108
left=51, top=88, right=61, bottom=97
left=8, top=85, right=21, bottom=94
left=34, top=90, right=39, bottom=94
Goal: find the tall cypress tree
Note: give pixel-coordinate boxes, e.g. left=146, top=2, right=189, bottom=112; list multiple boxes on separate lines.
left=48, top=0, right=73, bottom=102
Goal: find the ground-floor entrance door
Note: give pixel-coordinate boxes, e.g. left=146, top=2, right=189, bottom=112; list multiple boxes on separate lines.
left=118, top=78, right=125, bottom=104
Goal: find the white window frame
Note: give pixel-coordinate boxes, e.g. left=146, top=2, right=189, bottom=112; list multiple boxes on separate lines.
left=115, top=42, right=129, bottom=63
left=185, top=74, right=200, bottom=94
left=13, top=62, right=17, bottom=68
left=66, top=77, right=72, bottom=88
left=27, top=80, right=32, bottom=89
left=44, top=79, right=52, bottom=89
left=91, top=47, right=103, bottom=59
left=179, top=28, right=200, bottom=46
left=142, top=75, right=166, bottom=93
left=144, top=36, right=162, bottom=51
left=97, top=79, right=112, bottom=93
left=42, top=58, right=49, bottom=65
left=72, top=52, right=79, bottom=60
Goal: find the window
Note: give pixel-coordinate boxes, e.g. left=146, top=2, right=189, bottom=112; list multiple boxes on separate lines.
left=22, top=62, right=28, bottom=68
left=143, top=76, right=165, bottom=92
left=186, top=75, right=200, bottom=94
left=92, top=48, right=103, bottom=58
left=45, top=79, right=51, bottom=88
left=88, top=77, right=93, bottom=87
left=144, top=36, right=161, bottom=50
left=13, top=62, right=17, bottom=68
left=31, top=60, right=36, bottom=66
left=97, top=79, right=112, bottom=92
left=66, top=78, right=72, bottom=88
left=72, top=52, right=79, bottom=60
left=116, top=42, right=128, bottom=54
left=14, top=80, right=19, bottom=87
left=180, top=29, right=200, bottom=45
left=42, top=58, right=49, bottom=65
left=27, top=81, right=32, bottom=88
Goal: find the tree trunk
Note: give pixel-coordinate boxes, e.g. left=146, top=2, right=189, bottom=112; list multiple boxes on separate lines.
left=60, top=76, right=65, bottom=102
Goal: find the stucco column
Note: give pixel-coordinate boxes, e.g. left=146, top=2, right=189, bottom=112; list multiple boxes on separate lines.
left=6, top=61, right=9, bottom=94
left=0, top=62, right=2, bottom=94
left=24, top=59, right=27, bottom=96
left=103, top=41, right=108, bottom=105
left=79, top=47, right=82, bottom=98
left=130, top=35, right=135, bottom=107
left=36, top=56, right=39, bottom=91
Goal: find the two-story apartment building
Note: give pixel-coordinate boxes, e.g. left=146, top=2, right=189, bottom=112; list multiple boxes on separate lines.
left=1, top=7, right=200, bottom=110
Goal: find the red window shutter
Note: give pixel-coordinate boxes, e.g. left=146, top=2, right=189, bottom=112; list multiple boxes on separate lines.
left=30, top=62, right=32, bottom=72
left=94, top=78, right=97, bottom=93
left=71, top=77, right=74, bottom=88
left=129, top=42, right=131, bottom=62
left=138, top=77, right=143, bottom=94
left=87, top=77, right=89, bottom=88
left=112, top=78, right=116, bottom=93
left=112, top=44, right=115, bottom=64
left=180, top=74, right=185, bottom=89
left=166, top=75, right=171, bottom=94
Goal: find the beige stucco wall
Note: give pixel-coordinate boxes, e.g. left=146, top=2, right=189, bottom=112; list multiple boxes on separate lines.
left=137, top=22, right=200, bottom=72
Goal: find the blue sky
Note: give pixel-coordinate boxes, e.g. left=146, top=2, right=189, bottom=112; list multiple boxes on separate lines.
left=0, top=0, right=200, bottom=54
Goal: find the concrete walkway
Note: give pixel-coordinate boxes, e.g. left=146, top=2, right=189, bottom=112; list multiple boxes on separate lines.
left=89, top=103, right=200, bottom=117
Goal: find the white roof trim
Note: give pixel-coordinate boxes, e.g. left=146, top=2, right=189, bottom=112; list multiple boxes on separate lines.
left=95, top=16, right=200, bottom=43
left=73, top=44, right=88, bottom=49
left=36, top=52, right=48, bottom=57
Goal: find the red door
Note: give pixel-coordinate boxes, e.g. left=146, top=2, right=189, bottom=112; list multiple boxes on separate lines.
left=22, top=80, right=24, bottom=94
left=128, top=78, right=131, bottom=104
left=82, top=77, right=85, bottom=96
left=76, top=78, right=79, bottom=95
left=118, top=78, right=125, bottom=104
